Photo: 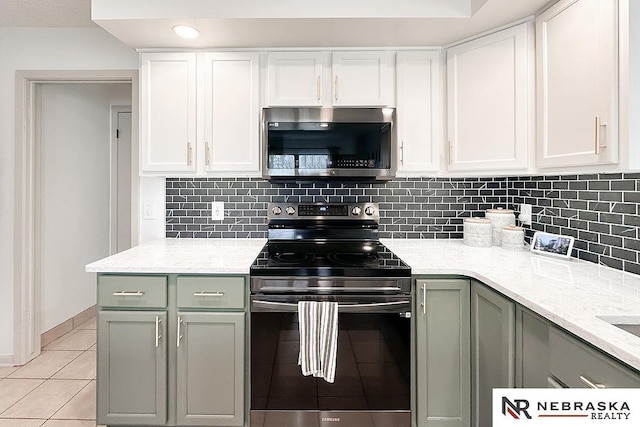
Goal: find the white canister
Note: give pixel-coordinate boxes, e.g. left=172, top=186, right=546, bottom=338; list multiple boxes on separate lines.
left=501, top=225, right=525, bottom=251
left=463, top=218, right=493, bottom=247
left=485, top=208, right=516, bottom=246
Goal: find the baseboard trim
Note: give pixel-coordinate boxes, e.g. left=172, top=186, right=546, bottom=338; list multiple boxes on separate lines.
left=41, top=305, right=97, bottom=348
left=0, top=354, right=15, bottom=367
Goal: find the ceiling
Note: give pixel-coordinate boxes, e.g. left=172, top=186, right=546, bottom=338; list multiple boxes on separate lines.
left=0, top=0, right=95, bottom=27
left=1, top=0, right=553, bottom=47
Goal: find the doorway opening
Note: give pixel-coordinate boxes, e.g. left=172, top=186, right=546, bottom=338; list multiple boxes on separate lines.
left=14, top=70, right=139, bottom=365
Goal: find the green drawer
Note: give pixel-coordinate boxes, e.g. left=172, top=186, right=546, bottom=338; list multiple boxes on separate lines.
left=549, top=327, right=640, bottom=388
left=98, top=275, right=167, bottom=308
left=177, top=276, right=245, bottom=309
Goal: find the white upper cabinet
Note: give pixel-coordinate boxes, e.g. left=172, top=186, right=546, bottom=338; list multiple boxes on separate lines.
left=203, top=53, right=260, bottom=174
left=446, top=23, right=532, bottom=172
left=536, top=0, right=619, bottom=168
left=332, top=51, right=392, bottom=106
left=266, top=51, right=393, bottom=107
left=140, top=52, right=261, bottom=176
left=396, top=51, right=442, bottom=173
left=267, top=52, right=323, bottom=106
left=140, top=53, right=197, bottom=172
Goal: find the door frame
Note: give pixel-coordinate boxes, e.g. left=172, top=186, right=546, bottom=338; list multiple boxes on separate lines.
left=13, top=70, right=139, bottom=365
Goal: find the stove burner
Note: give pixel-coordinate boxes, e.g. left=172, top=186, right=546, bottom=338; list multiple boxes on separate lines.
left=327, top=252, right=378, bottom=266
left=271, top=252, right=316, bottom=265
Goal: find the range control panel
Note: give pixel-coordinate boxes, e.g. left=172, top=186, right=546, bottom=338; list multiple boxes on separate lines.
left=298, top=204, right=349, bottom=216
left=267, top=203, right=378, bottom=221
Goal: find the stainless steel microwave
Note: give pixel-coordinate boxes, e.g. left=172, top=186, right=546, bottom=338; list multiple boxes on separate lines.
left=262, top=107, right=396, bottom=180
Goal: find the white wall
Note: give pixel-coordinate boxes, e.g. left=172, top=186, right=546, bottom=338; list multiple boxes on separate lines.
left=39, top=83, right=131, bottom=333
left=0, top=27, right=138, bottom=361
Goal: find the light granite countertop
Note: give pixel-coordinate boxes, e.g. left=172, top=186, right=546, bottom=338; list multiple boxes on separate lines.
left=85, top=238, right=267, bottom=274
left=383, top=239, right=640, bottom=372
left=86, top=238, right=640, bottom=371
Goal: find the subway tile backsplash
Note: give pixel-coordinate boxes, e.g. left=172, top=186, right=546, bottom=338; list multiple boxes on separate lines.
left=166, top=173, right=640, bottom=275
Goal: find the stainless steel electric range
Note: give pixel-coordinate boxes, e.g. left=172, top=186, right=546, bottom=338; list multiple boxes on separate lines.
left=249, top=202, right=412, bottom=427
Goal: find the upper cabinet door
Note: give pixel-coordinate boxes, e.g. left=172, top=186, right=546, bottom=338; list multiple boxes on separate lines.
left=396, top=51, right=442, bottom=173
left=203, top=52, right=261, bottom=175
left=267, top=52, right=323, bottom=106
left=447, top=23, right=532, bottom=172
left=537, top=0, right=618, bottom=168
left=140, top=53, right=197, bottom=173
left=332, top=51, right=393, bottom=106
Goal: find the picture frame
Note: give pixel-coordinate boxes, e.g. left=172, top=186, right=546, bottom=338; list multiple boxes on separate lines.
left=530, top=231, right=575, bottom=259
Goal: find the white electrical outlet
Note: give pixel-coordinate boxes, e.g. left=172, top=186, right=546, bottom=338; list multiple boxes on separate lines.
left=211, top=202, right=225, bottom=221
left=520, top=203, right=532, bottom=226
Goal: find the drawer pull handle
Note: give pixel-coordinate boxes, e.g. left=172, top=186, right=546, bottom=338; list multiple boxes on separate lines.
left=193, top=291, right=225, bottom=297
left=579, top=375, right=605, bottom=389
left=113, top=291, right=145, bottom=297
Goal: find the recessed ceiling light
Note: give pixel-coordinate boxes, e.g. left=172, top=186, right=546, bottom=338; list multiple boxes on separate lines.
left=173, top=25, right=200, bottom=39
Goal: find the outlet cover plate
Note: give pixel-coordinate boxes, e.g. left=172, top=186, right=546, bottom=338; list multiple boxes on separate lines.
left=211, top=202, right=224, bottom=221
left=520, top=203, right=532, bottom=226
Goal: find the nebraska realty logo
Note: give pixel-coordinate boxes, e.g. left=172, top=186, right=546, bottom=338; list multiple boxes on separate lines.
left=493, top=389, right=640, bottom=426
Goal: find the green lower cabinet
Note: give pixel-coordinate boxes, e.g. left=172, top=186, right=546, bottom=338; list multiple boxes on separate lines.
left=97, top=311, right=168, bottom=426
left=416, top=279, right=471, bottom=427
left=97, top=274, right=247, bottom=427
left=176, top=312, right=245, bottom=426
left=470, top=281, right=515, bottom=427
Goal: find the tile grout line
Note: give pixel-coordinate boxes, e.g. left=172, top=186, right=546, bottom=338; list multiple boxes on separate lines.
left=47, top=379, right=96, bottom=422
left=0, top=316, right=97, bottom=424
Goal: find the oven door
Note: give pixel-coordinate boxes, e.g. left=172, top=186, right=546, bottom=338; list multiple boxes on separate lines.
left=250, top=294, right=412, bottom=427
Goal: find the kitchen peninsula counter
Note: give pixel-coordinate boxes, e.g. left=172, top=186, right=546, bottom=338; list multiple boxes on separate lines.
left=87, top=238, right=640, bottom=371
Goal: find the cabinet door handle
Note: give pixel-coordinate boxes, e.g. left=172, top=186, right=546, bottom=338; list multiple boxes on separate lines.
left=177, top=316, right=183, bottom=348
left=205, top=143, right=211, bottom=166
left=595, top=116, right=607, bottom=155
left=421, top=284, right=426, bottom=315
left=334, top=76, right=339, bottom=101
left=112, top=291, right=145, bottom=297
left=448, top=141, right=453, bottom=165
left=547, top=375, right=565, bottom=389
left=579, top=375, right=605, bottom=389
left=155, top=316, right=162, bottom=348
left=187, top=143, right=193, bottom=166
left=316, top=76, right=321, bottom=102
left=193, top=291, right=225, bottom=297
left=400, top=141, right=404, bottom=165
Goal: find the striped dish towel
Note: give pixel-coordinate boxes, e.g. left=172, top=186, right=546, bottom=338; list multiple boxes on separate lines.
left=297, top=301, right=339, bottom=383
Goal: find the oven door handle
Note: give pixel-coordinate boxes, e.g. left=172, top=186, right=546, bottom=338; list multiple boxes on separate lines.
left=252, top=299, right=411, bottom=313
left=259, top=286, right=403, bottom=293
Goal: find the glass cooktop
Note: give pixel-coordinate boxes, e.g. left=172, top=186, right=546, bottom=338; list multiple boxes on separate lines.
left=250, top=241, right=411, bottom=278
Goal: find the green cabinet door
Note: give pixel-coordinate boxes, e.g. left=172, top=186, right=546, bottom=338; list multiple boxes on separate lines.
left=97, top=310, right=167, bottom=425
left=176, top=312, right=245, bottom=426
left=515, top=306, right=550, bottom=388
left=416, top=279, right=471, bottom=427
left=471, top=282, right=515, bottom=427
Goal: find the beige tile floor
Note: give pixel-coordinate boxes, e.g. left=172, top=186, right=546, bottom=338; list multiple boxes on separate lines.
left=0, top=317, right=104, bottom=427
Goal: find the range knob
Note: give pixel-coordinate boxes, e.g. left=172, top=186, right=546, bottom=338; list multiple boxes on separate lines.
left=271, top=206, right=282, bottom=215
left=351, top=206, right=362, bottom=216
left=285, top=206, right=296, bottom=215
left=365, top=206, right=376, bottom=216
